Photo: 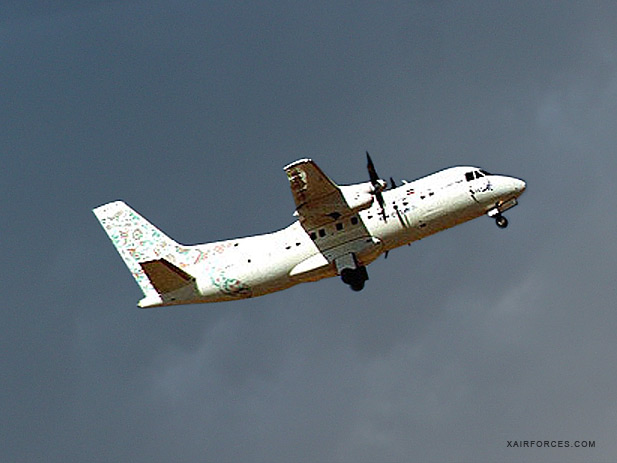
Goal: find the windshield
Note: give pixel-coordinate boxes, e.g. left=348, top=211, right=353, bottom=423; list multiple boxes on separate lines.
left=465, top=169, right=491, bottom=181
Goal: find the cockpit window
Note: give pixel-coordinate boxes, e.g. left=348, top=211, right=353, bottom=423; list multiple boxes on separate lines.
left=466, top=169, right=492, bottom=181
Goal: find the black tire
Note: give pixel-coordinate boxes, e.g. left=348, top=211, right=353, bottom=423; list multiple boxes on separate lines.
left=496, top=215, right=508, bottom=228
left=340, top=268, right=355, bottom=285
left=340, top=266, right=368, bottom=290
left=350, top=281, right=365, bottom=291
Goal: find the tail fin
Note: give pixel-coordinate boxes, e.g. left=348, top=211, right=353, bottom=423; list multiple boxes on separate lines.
left=93, top=201, right=195, bottom=307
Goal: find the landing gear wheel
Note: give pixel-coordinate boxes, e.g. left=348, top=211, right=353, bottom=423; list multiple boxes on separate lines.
left=350, top=281, right=365, bottom=292
left=340, top=266, right=369, bottom=291
left=340, top=269, right=355, bottom=286
left=495, top=215, right=508, bottom=228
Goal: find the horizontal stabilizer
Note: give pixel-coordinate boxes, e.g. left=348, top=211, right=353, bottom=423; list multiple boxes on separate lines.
left=139, top=259, right=195, bottom=294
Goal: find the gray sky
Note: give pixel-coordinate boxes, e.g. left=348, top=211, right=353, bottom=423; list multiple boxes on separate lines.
left=3, top=1, right=617, bottom=462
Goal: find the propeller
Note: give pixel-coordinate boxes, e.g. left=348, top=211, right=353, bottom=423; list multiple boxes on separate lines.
left=366, top=152, right=388, bottom=221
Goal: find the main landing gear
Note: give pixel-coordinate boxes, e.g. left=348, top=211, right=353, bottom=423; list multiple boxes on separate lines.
left=336, top=253, right=369, bottom=291
left=340, top=266, right=369, bottom=291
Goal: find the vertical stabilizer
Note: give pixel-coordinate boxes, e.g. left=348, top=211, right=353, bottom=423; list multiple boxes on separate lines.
left=93, top=201, right=184, bottom=306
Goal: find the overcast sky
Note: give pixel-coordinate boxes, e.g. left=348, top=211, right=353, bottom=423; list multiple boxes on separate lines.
left=3, top=1, right=617, bottom=462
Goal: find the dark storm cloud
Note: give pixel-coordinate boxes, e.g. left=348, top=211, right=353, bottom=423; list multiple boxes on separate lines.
left=3, top=2, right=617, bottom=462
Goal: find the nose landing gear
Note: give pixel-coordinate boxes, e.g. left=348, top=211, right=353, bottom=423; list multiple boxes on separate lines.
left=495, top=214, right=508, bottom=229
left=488, top=201, right=517, bottom=229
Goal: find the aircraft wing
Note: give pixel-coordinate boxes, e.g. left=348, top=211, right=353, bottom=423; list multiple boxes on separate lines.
left=285, top=159, right=369, bottom=228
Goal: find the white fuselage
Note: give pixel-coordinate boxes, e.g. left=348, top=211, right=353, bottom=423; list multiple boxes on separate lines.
left=165, top=166, right=525, bottom=306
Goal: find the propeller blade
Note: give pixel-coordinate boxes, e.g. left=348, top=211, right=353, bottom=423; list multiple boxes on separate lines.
left=376, top=191, right=387, bottom=221
left=366, top=151, right=387, bottom=222
left=375, top=190, right=385, bottom=208
left=366, top=151, right=380, bottom=186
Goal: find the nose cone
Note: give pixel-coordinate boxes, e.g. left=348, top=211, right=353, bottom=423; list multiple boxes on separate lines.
left=492, top=176, right=526, bottom=202
left=514, top=178, right=526, bottom=195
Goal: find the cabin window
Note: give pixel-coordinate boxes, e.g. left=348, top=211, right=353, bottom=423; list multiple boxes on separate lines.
left=318, top=229, right=326, bottom=237
left=310, top=232, right=317, bottom=240
left=475, top=171, right=484, bottom=179
left=351, top=216, right=358, bottom=225
left=336, top=223, right=343, bottom=231
left=465, top=172, right=474, bottom=182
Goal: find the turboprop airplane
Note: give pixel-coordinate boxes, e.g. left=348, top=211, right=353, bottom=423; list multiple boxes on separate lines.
left=93, top=154, right=525, bottom=308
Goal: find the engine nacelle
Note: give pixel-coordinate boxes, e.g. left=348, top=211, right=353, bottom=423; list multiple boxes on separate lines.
left=339, top=182, right=375, bottom=212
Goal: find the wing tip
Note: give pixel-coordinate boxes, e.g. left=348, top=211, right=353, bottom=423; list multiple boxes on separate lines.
left=284, top=158, right=313, bottom=170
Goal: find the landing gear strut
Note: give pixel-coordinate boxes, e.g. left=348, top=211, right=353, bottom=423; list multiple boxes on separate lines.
left=488, top=199, right=518, bottom=229
left=340, top=266, right=369, bottom=291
